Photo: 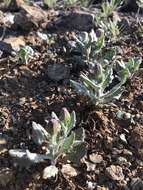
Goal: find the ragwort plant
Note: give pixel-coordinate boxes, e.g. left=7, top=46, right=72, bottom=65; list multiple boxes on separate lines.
left=71, top=57, right=142, bottom=106
left=18, top=45, right=34, bottom=64
left=9, top=108, right=87, bottom=179
left=94, top=0, right=124, bottom=42
left=69, top=29, right=105, bottom=67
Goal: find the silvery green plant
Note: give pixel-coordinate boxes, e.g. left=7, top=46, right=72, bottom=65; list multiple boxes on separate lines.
left=101, top=0, right=122, bottom=18
left=116, top=57, right=142, bottom=78
left=18, top=45, right=34, bottom=64
left=71, top=63, right=129, bottom=106
left=69, top=29, right=105, bottom=67
left=99, top=19, right=121, bottom=41
left=9, top=108, right=86, bottom=179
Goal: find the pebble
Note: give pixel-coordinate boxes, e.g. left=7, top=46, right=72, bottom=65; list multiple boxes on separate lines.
left=106, top=165, right=124, bottom=181
left=122, top=149, right=133, bottom=157
left=116, top=157, right=129, bottom=166
left=61, top=164, right=78, bottom=178
left=89, top=153, right=103, bottom=164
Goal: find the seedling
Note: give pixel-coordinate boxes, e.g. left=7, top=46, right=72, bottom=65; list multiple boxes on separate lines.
left=9, top=108, right=87, bottom=179
left=116, top=57, right=142, bottom=78
left=71, top=63, right=129, bottom=106
left=69, top=29, right=105, bottom=67
left=18, top=46, right=34, bottom=64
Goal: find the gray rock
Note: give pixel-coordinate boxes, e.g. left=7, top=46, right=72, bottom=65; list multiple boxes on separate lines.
left=116, top=157, right=131, bottom=167
left=47, top=10, right=94, bottom=32
left=47, top=63, right=70, bottom=82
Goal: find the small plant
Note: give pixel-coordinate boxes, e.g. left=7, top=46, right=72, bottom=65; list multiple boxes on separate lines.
left=101, top=0, right=119, bottom=18
left=94, top=0, right=124, bottom=42
left=9, top=108, right=87, bottom=179
left=71, top=62, right=129, bottom=106
left=18, top=45, right=34, bottom=64
left=99, top=18, right=120, bottom=41
left=116, top=57, right=142, bottom=78
left=69, top=29, right=105, bottom=67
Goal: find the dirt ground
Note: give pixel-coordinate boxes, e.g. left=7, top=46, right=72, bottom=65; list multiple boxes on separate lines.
left=0, top=1, right=143, bottom=190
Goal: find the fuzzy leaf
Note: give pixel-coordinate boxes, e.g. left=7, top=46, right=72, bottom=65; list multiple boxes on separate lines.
left=51, top=112, right=59, bottom=120
left=81, top=74, right=100, bottom=91
left=70, top=80, right=89, bottom=96
left=9, top=149, right=50, bottom=168
left=60, top=108, right=71, bottom=127
left=32, top=121, right=50, bottom=145
left=50, top=119, right=61, bottom=144
left=68, top=111, right=76, bottom=132
left=67, top=142, right=87, bottom=165
left=74, top=128, right=85, bottom=144
left=63, top=132, right=75, bottom=152
left=102, top=66, right=114, bottom=91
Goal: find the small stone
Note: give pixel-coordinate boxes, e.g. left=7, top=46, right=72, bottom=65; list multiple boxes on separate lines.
left=122, top=149, right=133, bottom=157
left=87, top=181, right=96, bottom=190
left=4, top=36, right=25, bottom=51
left=106, top=165, right=124, bottom=181
left=13, top=3, right=47, bottom=31
left=124, top=112, right=131, bottom=120
left=120, top=134, right=127, bottom=144
left=47, top=63, right=70, bottom=82
left=47, top=10, right=94, bottom=32
left=85, top=161, right=96, bottom=171
left=89, top=153, right=103, bottom=164
left=0, top=167, right=14, bottom=186
left=0, top=136, right=8, bottom=155
left=116, top=157, right=130, bottom=166
left=61, top=164, right=78, bottom=178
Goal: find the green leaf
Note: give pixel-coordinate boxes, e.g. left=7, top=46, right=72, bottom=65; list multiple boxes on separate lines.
left=50, top=119, right=61, bottom=144
left=68, top=111, right=76, bottom=132
left=103, top=49, right=116, bottom=60
left=74, top=128, right=85, bottom=143
left=81, top=74, right=100, bottom=91
left=95, top=30, right=105, bottom=53
left=102, top=66, right=114, bottom=91
left=67, top=142, right=87, bottom=165
left=9, top=149, right=50, bottom=168
left=43, top=0, right=57, bottom=8
left=63, top=132, right=75, bottom=152
left=70, top=80, right=89, bottom=96
left=60, top=108, right=71, bottom=127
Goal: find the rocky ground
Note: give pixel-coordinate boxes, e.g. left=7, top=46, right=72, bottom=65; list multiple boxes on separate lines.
left=0, top=0, right=143, bottom=190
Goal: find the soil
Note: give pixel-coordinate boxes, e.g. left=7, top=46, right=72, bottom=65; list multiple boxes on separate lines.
left=0, top=1, right=143, bottom=190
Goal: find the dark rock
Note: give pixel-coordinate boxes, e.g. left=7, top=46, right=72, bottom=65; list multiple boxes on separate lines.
left=118, top=0, right=139, bottom=13
left=47, top=10, right=94, bottom=32
left=0, top=41, right=13, bottom=54
left=13, top=4, right=47, bottom=31
left=47, top=63, right=70, bottom=82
